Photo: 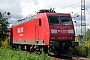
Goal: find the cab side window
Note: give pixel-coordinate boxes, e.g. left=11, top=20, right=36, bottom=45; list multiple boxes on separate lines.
left=39, top=18, right=41, bottom=26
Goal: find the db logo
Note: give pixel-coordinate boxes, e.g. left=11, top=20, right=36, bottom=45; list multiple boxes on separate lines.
left=17, top=27, right=24, bottom=33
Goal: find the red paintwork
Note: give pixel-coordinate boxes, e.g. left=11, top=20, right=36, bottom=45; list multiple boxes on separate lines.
left=47, top=13, right=75, bottom=41
left=11, top=12, right=75, bottom=46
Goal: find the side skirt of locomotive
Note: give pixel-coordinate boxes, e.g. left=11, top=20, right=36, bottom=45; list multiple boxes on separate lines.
left=9, top=40, right=47, bottom=53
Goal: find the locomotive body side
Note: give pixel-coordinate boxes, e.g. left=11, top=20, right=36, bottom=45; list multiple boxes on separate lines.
left=11, top=13, right=50, bottom=45
left=12, top=19, right=36, bottom=44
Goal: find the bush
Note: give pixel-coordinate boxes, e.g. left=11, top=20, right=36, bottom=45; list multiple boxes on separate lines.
left=0, top=37, right=50, bottom=60
left=87, top=49, right=90, bottom=58
left=0, top=45, right=50, bottom=60
left=72, top=45, right=88, bottom=57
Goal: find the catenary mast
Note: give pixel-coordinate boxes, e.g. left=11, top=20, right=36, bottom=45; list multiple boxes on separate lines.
left=81, top=0, right=86, bottom=37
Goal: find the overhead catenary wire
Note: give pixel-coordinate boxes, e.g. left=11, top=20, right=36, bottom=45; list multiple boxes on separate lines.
left=15, top=0, right=35, bottom=13
left=45, top=1, right=81, bottom=10
left=0, top=0, right=34, bottom=13
left=26, top=1, right=81, bottom=18
left=62, top=1, right=80, bottom=9
left=0, top=0, right=82, bottom=19
left=15, top=0, right=81, bottom=14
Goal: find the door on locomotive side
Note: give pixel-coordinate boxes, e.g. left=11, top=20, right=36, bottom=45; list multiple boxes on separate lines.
left=35, top=18, right=45, bottom=45
left=35, top=18, right=44, bottom=45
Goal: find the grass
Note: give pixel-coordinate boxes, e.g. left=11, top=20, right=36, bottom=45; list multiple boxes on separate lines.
left=0, top=46, right=50, bottom=60
left=1, top=39, right=90, bottom=60
left=0, top=40, right=50, bottom=60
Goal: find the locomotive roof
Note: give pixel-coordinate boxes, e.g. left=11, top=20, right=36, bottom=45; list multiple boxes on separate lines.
left=13, top=15, right=37, bottom=26
left=12, top=12, right=70, bottom=26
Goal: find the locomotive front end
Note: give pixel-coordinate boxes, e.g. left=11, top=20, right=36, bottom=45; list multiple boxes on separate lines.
left=47, top=13, right=78, bottom=55
left=49, top=15, right=75, bottom=41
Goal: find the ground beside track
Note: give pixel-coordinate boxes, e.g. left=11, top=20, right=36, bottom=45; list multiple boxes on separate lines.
left=51, top=57, right=89, bottom=60
left=50, top=55, right=89, bottom=60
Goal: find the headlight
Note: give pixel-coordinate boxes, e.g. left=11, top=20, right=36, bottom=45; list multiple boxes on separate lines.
left=51, top=30, right=57, bottom=33
left=68, top=30, right=74, bottom=33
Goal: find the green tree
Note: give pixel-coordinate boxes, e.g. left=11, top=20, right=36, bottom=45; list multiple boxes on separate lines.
left=0, top=12, right=10, bottom=41
left=84, top=29, right=90, bottom=41
left=77, top=29, right=90, bottom=41
left=77, top=34, right=81, bottom=40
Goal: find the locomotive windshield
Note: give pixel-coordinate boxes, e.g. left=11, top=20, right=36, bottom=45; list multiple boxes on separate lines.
left=60, top=16, right=72, bottom=25
left=48, top=16, right=59, bottom=25
left=48, top=16, right=72, bottom=25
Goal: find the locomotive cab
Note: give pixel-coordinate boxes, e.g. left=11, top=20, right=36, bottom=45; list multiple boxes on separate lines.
left=36, top=9, right=78, bottom=55
left=38, top=9, right=78, bottom=55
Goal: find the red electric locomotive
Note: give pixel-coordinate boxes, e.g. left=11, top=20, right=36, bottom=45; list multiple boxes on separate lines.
left=10, top=9, right=78, bottom=55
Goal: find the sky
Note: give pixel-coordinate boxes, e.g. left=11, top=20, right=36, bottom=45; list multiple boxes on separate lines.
left=0, top=0, right=90, bottom=35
